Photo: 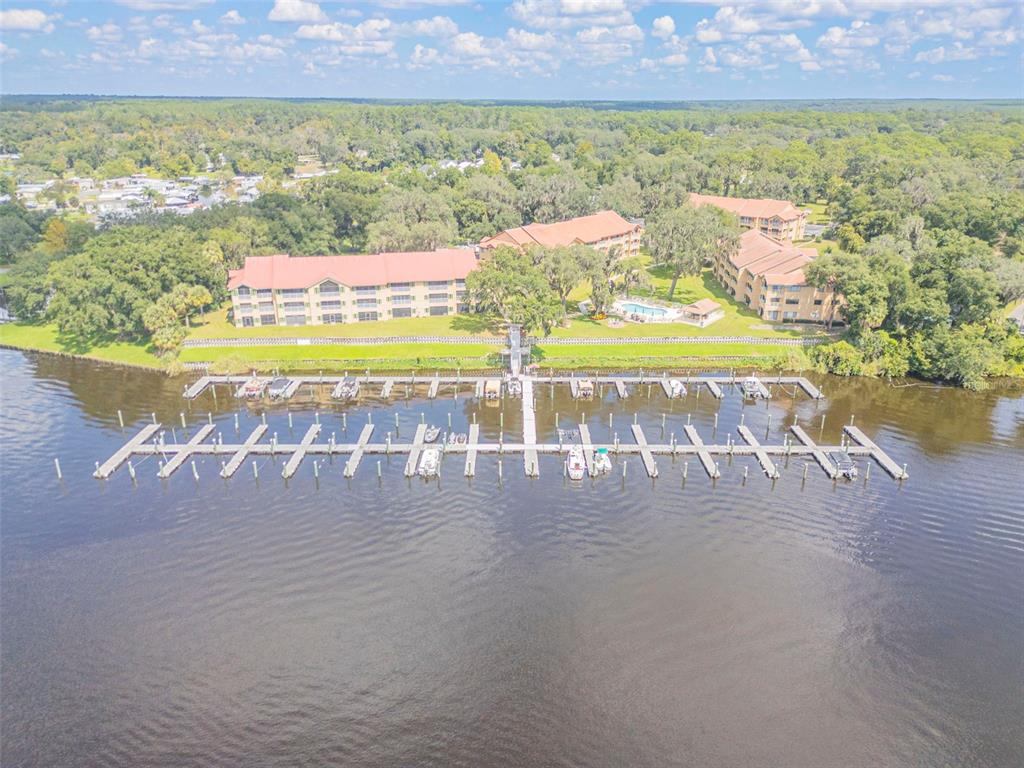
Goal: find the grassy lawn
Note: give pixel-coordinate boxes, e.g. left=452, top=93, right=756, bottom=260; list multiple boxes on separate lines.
left=803, top=239, right=839, bottom=255
left=532, top=341, right=810, bottom=370
left=801, top=200, right=831, bottom=225
left=0, top=322, right=163, bottom=367
left=187, top=305, right=503, bottom=340
left=177, top=342, right=502, bottom=372
left=557, top=268, right=820, bottom=340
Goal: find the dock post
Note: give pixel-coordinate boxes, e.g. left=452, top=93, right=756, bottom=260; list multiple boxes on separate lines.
left=473, top=412, right=477, bottom=424
left=234, top=413, right=239, bottom=432
left=803, top=463, right=809, bottom=480
left=368, top=412, right=372, bottom=425
left=288, top=412, right=293, bottom=429
left=261, top=413, right=267, bottom=426
left=622, top=462, right=627, bottom=478
left=395, top=412, right=399, bottom=430
left=713, top=413, right=718, bottom=431
left=127, top=461, right=136, bottom=481
left=555, top=411, right=559, bottom=426
left=498, top=461, right=503, bottom=481
left=421, top=412, right=425, bottom=424
left=614, top=433, right=619, bottom=452
left=743, top=466, right=748, bottom=482
left=448, top=412, right=452, bottom=428
left=820, top=414, right=826, bottom=431
left=342, top=413, right=347, bottom=430
left=609, top=413, right=613, bottom=430
left=661, top=413, right=666, bottom=430
left=252, top=461, right=258, bottom=479
left=117, top=410, right=124, bottom=428
left=180, top=412, right=186, bottom=429
left=633, top=412, right=638, bottom=425
left=313, top=461, right=319, bottom=479
left=207, top=412, right=213, bottom=425
left=191, top=460, right=199, bottom=481
left=740, top=412, right=745, bottom=426
left=687, top=413, right=692, bottom=426
left=902, top=463, right=907, bottom=479
left=54, top=458, right=62, bottom=480
left=386, top=434, right=391, bottom=454
left=767, top=413, right=772, bottom=432
left=865, top=463, right=871, bottom=480
left=850, top=414, right=855, bottom=426
left=152, top=412, right=157, bottom=425
left=500, top=412, right=504, bottom=430
left=315, top=411, right=320, bottom=425
left=377, top=460, right=382, bottom=479
left=683, top=461, right=688, bottom=480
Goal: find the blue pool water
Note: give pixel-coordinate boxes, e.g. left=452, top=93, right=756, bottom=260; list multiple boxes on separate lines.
left=619, top=302, right=667, bottom=317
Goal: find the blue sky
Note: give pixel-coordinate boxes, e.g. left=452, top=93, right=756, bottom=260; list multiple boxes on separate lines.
left=1, top=1, right=1021, bottom=99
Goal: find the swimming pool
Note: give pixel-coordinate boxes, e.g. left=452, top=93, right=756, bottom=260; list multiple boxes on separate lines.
left=617, top=301, right=669, bottom=317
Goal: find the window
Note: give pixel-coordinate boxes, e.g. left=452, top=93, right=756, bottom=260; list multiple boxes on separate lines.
left=392, top=308, right=413, bottom=318
left=429, top=306, right=449, bottom=316
left=770, top=285, right=782, bottom=293
left=813, top=299, right=823, bottom=306
left=783, top=311, right=798, bottom=320
left=318, top=281, right=341, bottom=296
left=769, top=297, right=780, bottom=304
left=427, top=280, right=450, bottom=289
left=322, top=313, right=344, bottom=324
left=259, top=303, right=274, bottom=314
left=356, top=298, right=378, bottom=307
left=283, top=301, right=306, bottom=311
left=768, top=311, right=779, bottom=320
left=389, top=282, right=412, bottom=290
left=319, top=300, right=342, bottom=309
left=457, top=304, right=469, bottom=313
left=785, top=299, right=800, bottom=305
left=236, top=287, right=251, bottom=297
left=279, top=288, right=306, bottom=298
left=456, top=291, right=467, bottom=301
left=241, top=317, right=254, bottom=327
left=285, top=316, right=306, bottom=326
left=455, top=279, right=466, bottom=288
left=357, top=311, right=379, bottom=322
left=256, top=289, right=272, bottom=299
left=391, top=295, right=413, bottom=305
left=787, top=285, right=802, bottom=293
left=429, top=293, right=449, bottom=303
left=355, top=285, right=378, bottom=295
left=260, top=315, right=276, bottom=326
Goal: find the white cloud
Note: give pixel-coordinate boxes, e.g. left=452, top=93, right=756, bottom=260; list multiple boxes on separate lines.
left=86, top=22, right=123, bottom=43
left=0, top=8, right=55, bottom=33
left=408, top=43, right=441, bottom=69
left=932, top=73, right=954, bottom=81
left=152, top=14, right=174, bottom=28
left=699, top=47, right=720, bottom=72
left=651, top=15, right=675, bottom=39
left=979, top=28, right=1018, bottom=48
left=379, top=0, right=472, bottom=7
left=817, top=20, right=880, bottom=53
left=399, top=16, right=459, bottom=38
left=509, top=0, right=633, bottom=31
left=220, top=10, right=245, bottom=26
left=113, top=0, right=213, bottom=9
left=574, top=23, right=644, bottom=65
left=0, top=41, right=17, bottom=59
left=506, top=27, right=557, bottom=51
left=268, top=0, right=327, bottom=24
left=914, top=42, right=979, bottom=64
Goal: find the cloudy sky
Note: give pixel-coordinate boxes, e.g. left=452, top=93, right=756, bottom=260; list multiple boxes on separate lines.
left=0, top=1, right=1020, bottom=99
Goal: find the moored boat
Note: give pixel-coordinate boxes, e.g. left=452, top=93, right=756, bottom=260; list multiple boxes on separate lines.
left=669, top=379, right=687, bottom=398
left=566, top=445, right=586, bottom=480
left=828, top=450, right=859, bottom=480
left=424, top=425, right=441, bottom=443
left=593, top=447, right=612, bottom=474
left=417, top=447, right=440, bottom=477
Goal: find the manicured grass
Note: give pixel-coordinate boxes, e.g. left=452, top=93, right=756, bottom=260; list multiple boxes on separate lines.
left=801, top=200, right=831, bottom=225
left=535, top=342, right=803, bottom=359
left=804, top=239, right=839, bottom=255
left=177, top=342, right=502, bottom=371
left=187, top=305, right=502, bottom=340
left=0, top=322, right=163, bottom=367
left=555, top=268, right=820, bottom=340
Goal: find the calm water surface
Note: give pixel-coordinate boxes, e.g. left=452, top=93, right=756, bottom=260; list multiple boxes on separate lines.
left=2, top=349, right=1022, bottom=767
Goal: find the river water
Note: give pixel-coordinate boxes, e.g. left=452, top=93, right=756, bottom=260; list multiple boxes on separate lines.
left=2, top=349, right=1022, bottom=767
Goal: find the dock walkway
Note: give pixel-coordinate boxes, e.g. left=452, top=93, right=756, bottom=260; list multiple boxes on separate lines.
left=344, top=424, right=375, bottom=478
left=614, top=380, right=627, bottom=399
left=464, top=424, right=480, bottom=477
left=521, top=377, right=539, bottom=477
left=631, top=425, right=658, bottom=478
left=578, top=423, right=596, bottom=477
left=158, top=424, right=216, bottom=478
left=736, top=425, right=779, bottom=479
left=683, top=424, right=720, bottom=479
left=282, top=424, right=321, bottom=479
left=404, top=424, right=428, bottom=477
left=220, top=424, right=268, bottom=478
left=844, top=425, right=908, bottom=479
left=94, top=423, right=163, bottom=478
left=790, top=425, right=837, bottom=479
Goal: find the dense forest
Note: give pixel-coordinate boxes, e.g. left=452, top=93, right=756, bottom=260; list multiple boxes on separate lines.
left=1, top=98, right=1022, bottom=387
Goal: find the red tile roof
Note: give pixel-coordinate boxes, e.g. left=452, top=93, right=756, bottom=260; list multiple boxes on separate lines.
left=689, top=193, right=806, bottom=223
left=480, top=210, right=640, bottom=249
left=227, top=249, right=478, bottom=290
left=684, top=298, right=722, bottom=316
left=726, top=230, right=816, bottom=286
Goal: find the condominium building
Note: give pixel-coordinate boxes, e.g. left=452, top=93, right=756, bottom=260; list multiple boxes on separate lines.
left=712, top=230, right=841, bottom=324
left=479, top=210, right=643, bottom=258
left=689, top=193, right=808, bottom=241
left=227, top=249, right=477, bottom=327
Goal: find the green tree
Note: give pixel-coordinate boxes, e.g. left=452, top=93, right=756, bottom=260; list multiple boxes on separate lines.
left=646, top=204, right=739, bottom=301
left=465, top=246, right=562, bottom=334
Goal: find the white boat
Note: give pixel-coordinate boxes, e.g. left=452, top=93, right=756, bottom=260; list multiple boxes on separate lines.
left=593, top=448, right=612, bottom=474
left=423, top=425, right=441, bottom=443
left=669, top=379, right=687, bottom=398
left=417, top=447, right=440, bottom=477
left=506, top=377, right=523, bottom=396
left=566, top=445, right=586, bottom=480
left=235, top=377, right=266, bottom=399
left=741, top=376, right=762, bottom=398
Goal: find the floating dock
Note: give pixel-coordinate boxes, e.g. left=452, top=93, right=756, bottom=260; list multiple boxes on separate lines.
left=464, top=424, right=480, bottom=477
left=790, top=425, right=838, bottom=480
left=343, top=424, right=374, bottom=478
left=93, top=422, right=163, bottom=478
left=428, top=377, right=440, bottom=399
left=631, top=424, right=658, bottom=478
left=736, top=425, right=779, bottom=479
left=578, top=423, right=596, bottom=477
left=404, top=423, right=428, bottom=477
left=220, top=424, right=268, bottom=478
left=158, top=424, right=216, bottom=478
left=614, top=380, right=628, bottom=399
left=282, top=424, right=321, bottom=479
left=381, top=379, right=394, bottom=398
left=683, top=424, right=720, bottom=479
left=844, top=425, right=908, bottom=479
left=521, top=377, right=539, bottom=477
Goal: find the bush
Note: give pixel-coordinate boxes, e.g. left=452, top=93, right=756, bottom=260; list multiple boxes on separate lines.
left=810, top=340, right=864, bottom=376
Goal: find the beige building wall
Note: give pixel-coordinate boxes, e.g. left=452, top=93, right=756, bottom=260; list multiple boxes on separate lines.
left=712, top=252, right=840, bottom=324
left=231, top=277, right=468, bottom=328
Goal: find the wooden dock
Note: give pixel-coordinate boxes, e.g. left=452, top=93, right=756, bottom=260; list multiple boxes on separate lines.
left=736, top=425, right=779, bottom=479
left=281, top=424, right=321, bottom=479
left=474, top=380, right=484, bottom=398
left=569, top=379, right=580, bottom=399
left=381, top=379, right=394, bottom=398
left=844, top=425, right=908, bottom=479
left=659, top=379, right=672, bottom=398
left=404, top=423, right=428, bottom=477
left=614, top=380, right=627, bottom=398
left=158, top=424, right=216, bottom=478
left=428, top=377, right=440, bottom=399
left=790, top=425, right=837, bottom=480
left=578, top=423, right=596, bottom=477
left=343, top=424, right=375, bottom=478
left=220, top=424, right=268, bottom=478
left=683, top=424, right=720, bottom=479
left=630, top=424, right=658, bottom=478
left=703, top=379, right=724, bottom=399
left=464, top=424, right=480, bottom=477
left=94, top=423, right=163, bottom=478
left=521, top=377, right=539, bottom=477
left=282, top=378, right=303, bottom=399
